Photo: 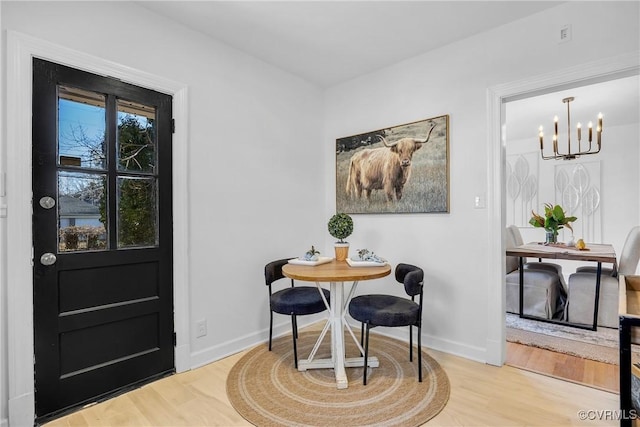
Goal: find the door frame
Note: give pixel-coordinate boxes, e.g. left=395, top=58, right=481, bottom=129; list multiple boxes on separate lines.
left=5, top=31, right=190, bottom=426
left=484, top=50, right=640, bottom=367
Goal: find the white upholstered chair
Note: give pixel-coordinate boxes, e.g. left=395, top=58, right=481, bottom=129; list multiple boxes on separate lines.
left=574, top=226, right=640, bottom=278
left=505, top=226, right=566, bottom=319
left=566, top=226, right=640, bottom=328
left=507, top=225, right=567, bottom=293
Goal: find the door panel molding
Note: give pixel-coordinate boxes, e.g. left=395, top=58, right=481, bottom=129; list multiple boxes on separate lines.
left=5, top=31, right=190, bottom=426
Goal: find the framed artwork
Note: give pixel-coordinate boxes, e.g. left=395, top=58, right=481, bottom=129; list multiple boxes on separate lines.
left=554, top=161, right=601, bottom=243
left=506, top=152, right=539, bottom=227
left=336, top=115, right=449, bottom=214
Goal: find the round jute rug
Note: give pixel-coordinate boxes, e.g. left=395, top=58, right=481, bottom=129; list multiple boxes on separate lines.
left=226, top=331, right=450, bottom=427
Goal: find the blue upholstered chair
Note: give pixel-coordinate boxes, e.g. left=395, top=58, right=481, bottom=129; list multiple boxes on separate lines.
left=265, top=258, right=331, bottom=368
left=348, top=263, right=424, bottom=385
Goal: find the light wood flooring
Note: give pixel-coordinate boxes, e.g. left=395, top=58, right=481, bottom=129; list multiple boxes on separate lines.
left=45, top=338, right=619, bottom=426
left=506, top=341, right=619, bottom=393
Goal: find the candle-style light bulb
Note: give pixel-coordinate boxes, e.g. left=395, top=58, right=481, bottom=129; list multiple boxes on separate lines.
left=539, top=126, right=544, bottom=149
left=553, top=134, right=558, bottom=154
left=597, top=114, right=602, bottom=148
left=588, top=121, right=593, bottom=142
left=577, top=122, right=582, bottom=141
left=554, top=115, right=558, bottom=137
left=598, top=113, right=603, bottom=132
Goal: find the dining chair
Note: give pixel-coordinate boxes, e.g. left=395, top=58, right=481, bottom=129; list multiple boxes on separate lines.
left=265, top=258, right=331, bottom=369
left=574, top=225, right=640, bottom=277
left=507, top=225, right=567, bottom=292
left=348, top=263, right=424, bottom=385
left=505, top=226, right=566, bottom=319
left=566, top=226, right=640, bottom=328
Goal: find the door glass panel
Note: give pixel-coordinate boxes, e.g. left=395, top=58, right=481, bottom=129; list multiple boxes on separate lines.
left=58, top=171, right=107, bottom=252
left=117, top=177, right=157, bottom=248
left=58, top=86, right=106, bottom=169
left=117, top=100, right=156, bottom=173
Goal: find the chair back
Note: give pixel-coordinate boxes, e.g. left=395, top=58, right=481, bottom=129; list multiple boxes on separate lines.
left=619, top=226, right=640, bottom=276
left=505, top=226, right=520, bottom=274
left=395, top=263, right=424, bottom=296
left=264, top=258, right=290, bottom=286
left=508, top=225, right=525, bottom=246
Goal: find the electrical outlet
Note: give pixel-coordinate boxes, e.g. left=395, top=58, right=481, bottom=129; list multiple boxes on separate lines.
left=559, top=24, right=572, bottom=44
left=196, top=319, right=207, bottom=337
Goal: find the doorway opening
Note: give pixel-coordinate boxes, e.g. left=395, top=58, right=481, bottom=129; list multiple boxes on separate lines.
left=501, top=73, right=640, bottom=392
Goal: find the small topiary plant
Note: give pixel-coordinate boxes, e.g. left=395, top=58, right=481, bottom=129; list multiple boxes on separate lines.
left=327, top=213, right=353, bottom=243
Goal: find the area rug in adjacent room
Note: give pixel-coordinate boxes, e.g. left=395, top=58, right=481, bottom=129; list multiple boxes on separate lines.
left=505, top=313, right=623, bottom=364
left=226, top=331, right=450, bottom=427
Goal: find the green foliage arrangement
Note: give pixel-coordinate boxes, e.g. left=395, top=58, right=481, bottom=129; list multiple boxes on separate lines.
left=306, top=245, right=320, bottom=257
left=529, top=203, right=577, bottom=240
left=327, top=213, right=353, bottom=243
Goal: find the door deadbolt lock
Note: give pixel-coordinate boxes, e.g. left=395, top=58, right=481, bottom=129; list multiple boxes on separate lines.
left=39, top=196, right=56, bottom=209
left=40, top=253, right=57, bottom=266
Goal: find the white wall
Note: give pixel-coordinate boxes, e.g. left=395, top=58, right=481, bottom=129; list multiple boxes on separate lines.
left=323, top=1, right=640, bottom=358
left=1, top=1, right=639, bottom=426
left=1, top=1, right=325, bottom=425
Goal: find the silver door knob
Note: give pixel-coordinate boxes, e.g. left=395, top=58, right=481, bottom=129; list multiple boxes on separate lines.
left=40, top=253, right=57, bottom=266
left=39, top=196, right=56, bottom=209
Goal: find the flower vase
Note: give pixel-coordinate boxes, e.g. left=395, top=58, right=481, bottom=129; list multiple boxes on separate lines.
left=545, top=230, right=557, bottom=244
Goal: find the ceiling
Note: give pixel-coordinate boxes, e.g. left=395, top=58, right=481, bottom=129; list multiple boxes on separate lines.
left=137, top=1, right=638, bottom=137
left=137, top=1, right=562, bottom=88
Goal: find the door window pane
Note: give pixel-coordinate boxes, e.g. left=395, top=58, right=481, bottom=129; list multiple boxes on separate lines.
left=117, top=177, right=157, bottom=248
left=117, top=100, right=156, bottom=173
left=58, top=86, right=106, bottom=169
left=58, top=171, right=107, bottom=252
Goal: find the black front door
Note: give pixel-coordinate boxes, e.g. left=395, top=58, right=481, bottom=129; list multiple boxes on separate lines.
left=32, top=59, right=174, bottom=421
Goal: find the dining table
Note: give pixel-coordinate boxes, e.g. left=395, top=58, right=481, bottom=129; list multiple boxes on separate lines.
left=282, top=258, right=391, bottom=389
left=506, top=242, right=617, bottom=330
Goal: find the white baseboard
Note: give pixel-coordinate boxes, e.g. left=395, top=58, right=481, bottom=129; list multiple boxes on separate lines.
left=175, top=343, right=191, bottom=373
left=351, top=324, right=489, bottom=364
left=484, top=337, right=505, bottom=366
left=189, top=315, right=325, bottom=370
left=189, top=317, right=491, bottom=372
left=8, top=392, right=34, bottom=427
left=424, top=332, right=488, bottom=364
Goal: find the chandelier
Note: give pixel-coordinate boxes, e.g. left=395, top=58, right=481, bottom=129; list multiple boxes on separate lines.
left=538, top=96, right=603, bottom=160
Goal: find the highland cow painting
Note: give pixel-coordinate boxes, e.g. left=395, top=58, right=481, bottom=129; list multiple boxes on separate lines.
left=336, top=115, right=449, bottom=214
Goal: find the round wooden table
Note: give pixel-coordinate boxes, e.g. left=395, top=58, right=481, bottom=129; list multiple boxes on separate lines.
left=282, top=259, right=391, bottom=389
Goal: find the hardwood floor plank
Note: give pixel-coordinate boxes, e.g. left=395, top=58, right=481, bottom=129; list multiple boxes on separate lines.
left=46, top=336, right=619, bottom=427
left=506, top=340, right=619, bottom=393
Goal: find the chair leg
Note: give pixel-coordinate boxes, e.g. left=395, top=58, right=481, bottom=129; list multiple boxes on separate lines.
left=269, top=311, right=273, bottom=351
left=417, top=324, right=422, bottom=383
left=409, top=325, right=413, bottom=362
left=360, top=322, right=365, bottom=356
left=293, top=314, right=298, bottom=340
left=291, top=315, right=298, bottom=369
left=363, top=322, right=370, bottom=385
